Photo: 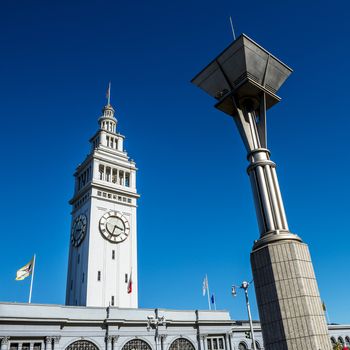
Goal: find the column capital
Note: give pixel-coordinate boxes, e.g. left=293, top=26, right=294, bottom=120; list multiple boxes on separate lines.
left=1, top=338, right=10, bottom=346
left=200, top=334, right=208, bottom=340
left=157, top=334, right=167, bottom=341
left=111, top=336, right=119, bottom=342
left=45, top=337, right=52, bottom=344
left=53, top=337, right=61, bottom=344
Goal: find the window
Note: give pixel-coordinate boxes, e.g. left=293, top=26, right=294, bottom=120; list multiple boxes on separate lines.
left=66, top=341, right=98, bottom=350
left=127, top=198, right=132, bottom=204
left=207, top=337, right=225, bottom=350
left=125, top=173, right=130, bottom=187
left=97, top=271, right=101, bottom=281
left=10, top=344, right=18, bottom=350
left=119, top=171, right=124, bottom=185
left=346, top=336, right=350, bottom=345
left=112, top=250, right=115, bottom=260
left=238, top=343, right=247, bottom=350
left=99, top=165, right=104, bottom=180
left=33, top=344, right=41, bottom=350
left=255, top=341, right=261, bottom=349
left=112, top=169, right=118, bottom=183
left=106, top=167, right=111, bottom=181
left=330, top=337, right=336, bottom=345
left=111, top=296, right=115, bottom=306
left=338, top=337, right=344, bottom=345
left=22, top=343, right=30, bottom=350
left=169, top=339, right=195, bottom=350
left=122, top=340, right=151, bottom=350
left=125, top=273, right=128, bottom=283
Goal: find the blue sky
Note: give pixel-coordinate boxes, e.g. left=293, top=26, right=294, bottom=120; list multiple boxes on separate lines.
left=0, top=0, right=349, bottom=323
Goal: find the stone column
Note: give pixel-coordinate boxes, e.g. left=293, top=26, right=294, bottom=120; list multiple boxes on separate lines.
left=1, top=337, right=10, bottom=350
left=106, top=336, right=113, bottom=350
left=251, top=241, right=331, bottom=350
left=158, top=335, right=167, bottom=350
left=227, top=333, right=234, bottom=350
left=45, top=338, right=52, bottom=350
left=112, top=336, right=119, bottom=350
left=53, top=337, right=61, bottom=350
left=200, top=335, right=207, bottom=350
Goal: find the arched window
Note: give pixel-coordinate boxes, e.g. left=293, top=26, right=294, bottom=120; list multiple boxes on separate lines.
left=169, top=338, right=195, bottom=350
left=331, top=337, right=337, bottom=345
left=255, top=341, right=261, bottom=349
left=338, top=337, right=344, bottom=345
left=238, top=343, right=247, bottom=350
left=122, top=340, right=151, bottom=350
left=345, top=336, right=350, bottom=344
left=66, top=341, right=98, bottom=350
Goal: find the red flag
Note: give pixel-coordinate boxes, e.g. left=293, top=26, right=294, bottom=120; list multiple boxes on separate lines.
left=127, top=270, right=132, bottom=294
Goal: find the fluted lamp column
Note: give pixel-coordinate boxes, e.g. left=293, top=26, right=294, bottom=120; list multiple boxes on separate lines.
left=191, top=34, right=331, bottom=350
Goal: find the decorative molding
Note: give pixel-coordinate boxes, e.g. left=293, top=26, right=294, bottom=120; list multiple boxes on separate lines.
left=45, top=337, right=52, bottom=344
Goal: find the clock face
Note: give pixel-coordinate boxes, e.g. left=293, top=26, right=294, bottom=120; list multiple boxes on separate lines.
left=99, top=211, right=130, bottom=243
left=71, top=214, right=87, bottom=247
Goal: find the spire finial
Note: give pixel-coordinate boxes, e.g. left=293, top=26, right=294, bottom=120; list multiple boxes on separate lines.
left=106, top=81, right=111, bottom=106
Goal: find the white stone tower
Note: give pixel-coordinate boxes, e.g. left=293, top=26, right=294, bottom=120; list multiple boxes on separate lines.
left=65, top=88, right=139, bottom=308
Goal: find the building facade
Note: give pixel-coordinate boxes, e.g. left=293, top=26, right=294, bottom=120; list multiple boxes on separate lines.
left=0, top=303, right=349, bottom=350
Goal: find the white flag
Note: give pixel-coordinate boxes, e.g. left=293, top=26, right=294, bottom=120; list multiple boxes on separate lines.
left=202, top=275, right=208, bottom=296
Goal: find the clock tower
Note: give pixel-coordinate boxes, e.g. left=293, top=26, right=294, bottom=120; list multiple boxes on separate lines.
left=65, top=91, right=139, bottom=308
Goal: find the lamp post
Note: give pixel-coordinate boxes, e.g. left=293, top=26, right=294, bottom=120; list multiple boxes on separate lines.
left=232, top=281, right=257, bottom=350
left=192, top=34, right=332, bottom=349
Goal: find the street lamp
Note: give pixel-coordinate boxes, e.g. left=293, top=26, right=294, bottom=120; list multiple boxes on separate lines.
left=232, top=281, right=257, bottom=350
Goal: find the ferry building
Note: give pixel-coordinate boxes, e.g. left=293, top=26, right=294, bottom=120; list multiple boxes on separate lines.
left=0, top=97, right=349, bottom=350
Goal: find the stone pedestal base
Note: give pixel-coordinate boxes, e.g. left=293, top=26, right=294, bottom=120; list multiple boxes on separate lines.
left=251, top=240, right=331, bottom=350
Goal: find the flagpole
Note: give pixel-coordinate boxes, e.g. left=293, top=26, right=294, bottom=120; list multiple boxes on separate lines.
left=229, top=16, right=236, bottom=40
left=107, top=82, right=111, bottom=105
left=29, top=254, right=36, bottom=304
left=206, top=274, right=211, bottom=310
